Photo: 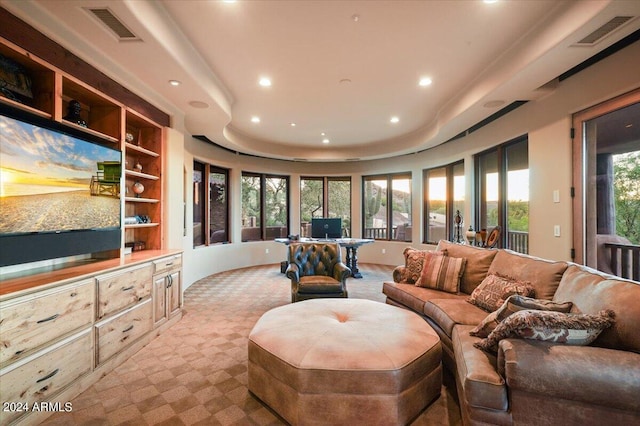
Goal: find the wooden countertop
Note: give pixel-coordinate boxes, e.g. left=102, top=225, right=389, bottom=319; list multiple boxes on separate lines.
left=0, top=250, right=182, bottom=298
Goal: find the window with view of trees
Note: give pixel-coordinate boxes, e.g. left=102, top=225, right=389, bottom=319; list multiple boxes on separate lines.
left=613, top=151, right=640, bottom=244
left=363, top=173, right=411, bottom=241
left=300, top=177, right=351, bottom=237
left=241, top=172, right=289, bottom=241
left=193, top=161, right=229, bottom=247
left=475, top=137, right=529, bottom=253
left=424, top=161, right=464, bottom=244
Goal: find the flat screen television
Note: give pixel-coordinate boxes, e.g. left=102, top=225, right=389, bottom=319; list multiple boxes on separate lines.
left=0, top=105, right=122, bottom=267
left=311, top=217, right=342, bottom=239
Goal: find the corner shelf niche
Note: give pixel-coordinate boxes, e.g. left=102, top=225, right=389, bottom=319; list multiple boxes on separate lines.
left=123, top=108, right=164, bottom=251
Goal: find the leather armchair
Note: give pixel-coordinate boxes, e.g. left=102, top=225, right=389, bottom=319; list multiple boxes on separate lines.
left=286, top=242, right=351, bottom=302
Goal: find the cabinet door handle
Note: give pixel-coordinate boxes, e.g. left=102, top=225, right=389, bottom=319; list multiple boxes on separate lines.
left=165, top=262, right=174, bottom=267
left=122, top=324, right=134, bottom=333
left=121, top=285, right=135, bottom=291
left=37, top=314, right=59, bottom=324
left=36, top=368, right=59, bottom=383
left=168, top=275, right=173, bottom=288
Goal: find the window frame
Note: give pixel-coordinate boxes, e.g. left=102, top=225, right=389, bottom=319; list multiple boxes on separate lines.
left=474, top=135, right=529, bottom=252
left=300, top=176, right=352, bottom=237
left=362, top=172, right=412, bottom=241
left=241, top=172, right=290, bottom=241
left=423, top=160, right=464, bottom=244
left=193, top=160, right=230, bottom=247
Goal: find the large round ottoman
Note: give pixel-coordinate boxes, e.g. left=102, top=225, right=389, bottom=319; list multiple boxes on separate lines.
left=248, top=299, right=442, bottom=425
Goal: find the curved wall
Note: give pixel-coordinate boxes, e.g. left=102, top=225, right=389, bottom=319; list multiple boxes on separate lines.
left=177, top=41, right=640, bottom=289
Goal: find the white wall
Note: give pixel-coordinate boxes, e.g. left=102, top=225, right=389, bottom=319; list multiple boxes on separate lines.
left=165, top=41, right=640, bottom=290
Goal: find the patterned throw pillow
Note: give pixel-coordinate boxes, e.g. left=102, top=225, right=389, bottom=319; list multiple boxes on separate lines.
left=400, top=248, right=446, bottom=284
left=469, top=295, right=573, bottom=337
left=415, top=252, right=466, bottom=294
left=474, top=309, right=616, bottom=354
left=467, top=273, right=535, bottom=312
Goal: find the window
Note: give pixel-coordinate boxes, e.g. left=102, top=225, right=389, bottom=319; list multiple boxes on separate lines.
left=241, top=172, right=289, bottom=241
left=423, top=161, right=465, bottom=244
left=363, top=173, right=411, bottom=241
left=300, top=177, right=351, bottom=237
left=193, top=161, right=229, bottom=247
left=475, top=137, right=529, bottom=253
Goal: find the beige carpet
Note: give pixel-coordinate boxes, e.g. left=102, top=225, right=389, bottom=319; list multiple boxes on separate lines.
left=44, top=264, right=462, bottom=426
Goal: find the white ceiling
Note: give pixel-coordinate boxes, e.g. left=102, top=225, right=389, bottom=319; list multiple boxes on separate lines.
left=3, top=0, right=640, bottom=161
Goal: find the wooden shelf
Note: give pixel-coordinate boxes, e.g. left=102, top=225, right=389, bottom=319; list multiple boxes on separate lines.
left=61, top=119, right=120, bottom=144
left=0, top=96, right=52, bottom=119
left=125, top=196, right=160, bottom=203
left=125, top=170, right=159, bottom=181
left=125, top=142, right=159, bottom=157
left=124, top=223, right=160, bottom=229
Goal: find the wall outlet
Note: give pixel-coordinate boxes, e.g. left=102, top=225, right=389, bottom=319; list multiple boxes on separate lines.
left=265, top=248, right=269, bottom=254
left=553, top=189, right=560, bottom=203
left=382, top=248, right=386, bottom=254
left=554, top=225, right=561, bottom=237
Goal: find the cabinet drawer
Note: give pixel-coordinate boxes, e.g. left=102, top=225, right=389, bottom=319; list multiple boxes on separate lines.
left=96, top=299, right=153, bottom=365
left=96, top=263, right=153, bottom=318
left=153, top=254, right=182, bottom=274
left=0, top=330, right=92, bottom=425
left=0, top=280, right=94, bottom=366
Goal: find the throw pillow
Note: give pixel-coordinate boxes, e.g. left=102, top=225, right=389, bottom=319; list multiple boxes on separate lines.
left=467, top=273, right=535, bottom=312
left=469, top=295, right=573, bottom=337
left=415, top=253, right=466, bottom=294
left=474, top=309, right=616, bottom=354
left=400, top=248, right=446, bottom=284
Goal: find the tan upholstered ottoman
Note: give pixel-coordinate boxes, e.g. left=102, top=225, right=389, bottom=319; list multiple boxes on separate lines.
left=248, top=299, right=442, bottom=425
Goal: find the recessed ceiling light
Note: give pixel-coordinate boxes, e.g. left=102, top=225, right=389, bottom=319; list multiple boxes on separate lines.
left=321, top=132, right=326, bottom=136
left=189, top=101, right=209, bottom=109
left=484, top=0, right=498, bottom=4
left=390, top=116, right=400, bottom=124
left=419, top=77, right=432, bottom=87
left=259, top=77, right=272, bottom=87
left=251, top=116, right=261, bottom=123
left=322, top=138, right=330, bottom=144
left=290, top=122, right=296, bottom=127
left=351, top=14, right=360, bottom=22
left=168, top=80, right=181, bottom=86
left=625, top=123, right=633, bottom=128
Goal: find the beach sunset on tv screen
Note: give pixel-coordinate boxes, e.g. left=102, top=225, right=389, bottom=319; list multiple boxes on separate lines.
left=0, top=114, right=121, bottom=235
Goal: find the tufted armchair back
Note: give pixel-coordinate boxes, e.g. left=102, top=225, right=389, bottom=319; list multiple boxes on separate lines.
left=286, top=242, right=351, bottom=302
left=289, top=242, right=341, bottom=276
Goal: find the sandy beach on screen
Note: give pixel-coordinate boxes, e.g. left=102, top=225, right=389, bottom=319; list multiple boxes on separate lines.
left=0, top=190, right=120, bottom=234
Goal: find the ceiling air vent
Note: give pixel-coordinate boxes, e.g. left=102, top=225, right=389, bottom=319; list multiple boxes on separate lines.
left=85, top=7, right=140, bottom=41
left=574, top=16, right=634, bottom=46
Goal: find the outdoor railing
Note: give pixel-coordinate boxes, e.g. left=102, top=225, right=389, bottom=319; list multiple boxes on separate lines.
left=364, top=227, right=388, bottom=239
left=605, top=243, right=640, bottom=281
left=507, top=231, right=529, bottom=254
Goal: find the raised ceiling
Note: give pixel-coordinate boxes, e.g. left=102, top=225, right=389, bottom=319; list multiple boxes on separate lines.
left=2, top=0, right=639, bottom=161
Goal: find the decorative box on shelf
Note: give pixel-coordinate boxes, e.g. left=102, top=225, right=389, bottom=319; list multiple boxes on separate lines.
left=125, top=241, right=146, bottom=252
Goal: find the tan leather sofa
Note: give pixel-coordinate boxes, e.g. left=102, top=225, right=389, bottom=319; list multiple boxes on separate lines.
left=383, top=240, right=640, bottom=426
